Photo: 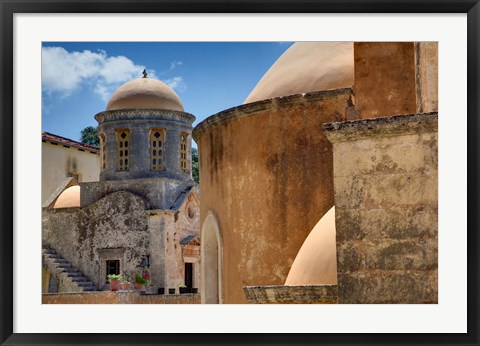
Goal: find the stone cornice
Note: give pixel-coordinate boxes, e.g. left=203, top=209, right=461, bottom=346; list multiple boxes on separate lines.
left=192, top=88, right=353, bottom=141
left=243, top=284, right=338, bottom=304
left=323, top=112, right=438, bottom=143
left=94, top=109, right=196, bottom=125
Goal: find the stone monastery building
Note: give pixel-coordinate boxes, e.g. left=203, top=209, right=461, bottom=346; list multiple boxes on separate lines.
left=42, top=74, right=200, bottom=295
left=43, top=42, right=438, bottom=305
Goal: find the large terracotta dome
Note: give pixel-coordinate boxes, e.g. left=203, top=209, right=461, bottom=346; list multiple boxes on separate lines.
left=244, top=42, right=354, bottom=104
left=285, top=206, right=337, bottom=286
left=53, top=185, right=80, bottom=209
left=106, top=77, right=184, bottom=112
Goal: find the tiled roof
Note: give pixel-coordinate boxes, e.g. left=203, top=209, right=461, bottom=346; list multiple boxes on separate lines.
left=42, top=131, right=99, bottom=154
left=170, top=186, right=193, bottom=211
left=179, top=235, right=200, bottom=246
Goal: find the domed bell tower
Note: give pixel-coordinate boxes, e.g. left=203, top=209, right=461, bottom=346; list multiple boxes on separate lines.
left=76, top=71, right=201, bottom=292
left=94, top=71, right=195, bottom=183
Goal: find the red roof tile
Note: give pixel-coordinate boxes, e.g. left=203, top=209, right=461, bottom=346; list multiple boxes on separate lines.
left=42, top=131, right=99, bottom=153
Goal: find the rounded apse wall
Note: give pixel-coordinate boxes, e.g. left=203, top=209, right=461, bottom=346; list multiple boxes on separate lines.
left=193, top=88, right=351, bottom=303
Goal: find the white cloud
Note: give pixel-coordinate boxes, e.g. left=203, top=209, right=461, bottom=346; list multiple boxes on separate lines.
left=170, top=60, right=183, bottom=70
left=42, top=46, right=156, bottom=101
left=164, top=76, right=187, bottom=92
left=99, top=55, right=141, bottom=84
left=93, top=83, right=112, bottom=102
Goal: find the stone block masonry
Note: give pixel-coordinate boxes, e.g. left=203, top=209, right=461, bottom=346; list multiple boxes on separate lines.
left=324, top=112, right=438, bottom=304
left=243, top=285, right=338, bottom=304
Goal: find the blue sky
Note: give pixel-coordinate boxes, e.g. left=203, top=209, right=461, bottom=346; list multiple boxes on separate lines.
left=42, top=42, right=293, bottom=145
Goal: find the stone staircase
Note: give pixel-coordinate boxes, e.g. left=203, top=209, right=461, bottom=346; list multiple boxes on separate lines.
left=42, top=246, right=97, bottom=292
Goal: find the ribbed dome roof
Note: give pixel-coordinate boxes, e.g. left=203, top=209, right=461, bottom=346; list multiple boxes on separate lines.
left=106, top=77, right=184, bottom=112
left=285, top=206, right=337, bottom=286
left=244, top=42, right=354, bottom=104
left=53, top=185, right=80, bottom=209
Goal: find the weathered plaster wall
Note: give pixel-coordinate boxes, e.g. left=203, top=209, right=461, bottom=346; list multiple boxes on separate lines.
left=416, top=42, right=438, bottom=113
left=324, top=112, right=438, bottom=304
left=169, top=193, right=201, bottom=290
left=81, top=177, right=192, bottom=209
left=43, top=191, right=150, bottom=288
left=43, top=291, right=200, bottom=304
left=148, top=213, right=167, bottom=288
left=149, top=193, right=200, bottom=291
left=353, top=42, right=438, bottom=120
left=193, top=88, right=352, bottom=303
left=353, top=42, right=417, bottom=119
left=42, top=141, right=100, bottom=205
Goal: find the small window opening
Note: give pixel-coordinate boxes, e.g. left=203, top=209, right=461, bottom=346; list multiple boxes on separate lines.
left=116, top=129, right=130, bottom=171
left=180, top=132, right=188, bottom=173
left=150, top=129, right=165, bottom=171
left=99, top=133, right=106, bottom=170
left=106, top=260, right=120, bottom=284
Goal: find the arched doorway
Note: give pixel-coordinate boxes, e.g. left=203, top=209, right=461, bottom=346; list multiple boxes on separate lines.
left=201, top=211, right=222, bottom=304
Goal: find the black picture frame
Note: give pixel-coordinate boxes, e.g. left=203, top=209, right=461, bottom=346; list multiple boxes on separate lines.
left=1, top=1, right=479, bottom=345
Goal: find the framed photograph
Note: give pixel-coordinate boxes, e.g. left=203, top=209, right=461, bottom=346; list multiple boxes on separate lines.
left=1, top=1, right=479, bottom=345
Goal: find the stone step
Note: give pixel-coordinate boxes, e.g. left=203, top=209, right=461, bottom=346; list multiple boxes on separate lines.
left=43, top=245, right=98, bottom=292
left=77, top=282, right=95, bottom=287
left=60, top=267, right=78, bottom=273
left=53, top=259, right=69, bottom=264
left=42, top=247, right=56, bottom=254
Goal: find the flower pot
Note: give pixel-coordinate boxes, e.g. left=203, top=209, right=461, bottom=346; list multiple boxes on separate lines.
left=157, top=287, right=165, bottom=295
left=179, top=287, right=187, bottom=294
left=135, top=283, right=144, bottom=290
left=110, top=280, right=120, bottom=292
left=121, top=282, right=130, bottom=291
left=169, top=288, right=175, bottom=294
left=191, top=288, right=198, bottom=294
left=186, top=287, right=192, bottom=294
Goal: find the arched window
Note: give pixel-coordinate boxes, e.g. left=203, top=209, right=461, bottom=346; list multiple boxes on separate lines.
left=116, top=129, right=130, bottom=171
left=180, top=132, right=188, bottom=173
left=150, top=129, right=165, bottom=171
left=99, top=132, right=106, bottom=170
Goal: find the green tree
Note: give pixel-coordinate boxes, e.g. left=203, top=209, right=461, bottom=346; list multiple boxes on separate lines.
left=80, top=126, right=100, bottom=147
left=192, top=147, right=199, bottom=184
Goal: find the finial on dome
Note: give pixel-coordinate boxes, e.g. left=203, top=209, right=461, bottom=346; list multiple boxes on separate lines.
left=142, top=69, right=148, bottom=78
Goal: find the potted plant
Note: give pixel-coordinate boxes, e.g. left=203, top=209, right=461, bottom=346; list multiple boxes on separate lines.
left=107, top=274, right=122, bottom=292
left=121, top=280, right=130, bottom=291
left=157, top=287, right=165, bottom=295
left=191, top=288, right=198, bottom=294
left=135, top=273, right=149, bottom=290
left=169, top=288, right=175, bottom=294
left=179, top=284, right=187, bottom=294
